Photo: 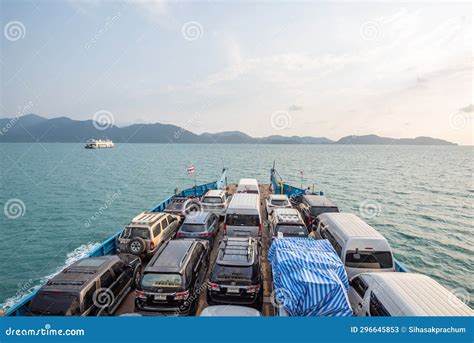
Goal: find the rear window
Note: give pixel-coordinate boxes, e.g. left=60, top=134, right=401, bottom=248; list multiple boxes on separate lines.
left=211, top=264, right=255, bottom=282
left=180, top=223, right=206, bottom=232
left=225, top=214, right=259, bottom=226
left=29, top=292, right=78, bottom=315
left=275, top=225, right=308, bottom=237
left=310, top=206, right=339, bottom=216
left=203, top=196, right=223, bottom=204
left=122, top=227, right=150, bottom=240
left=141, top=273, right=182, bottom=288
left=345, top=251, right=393, bottom=269
left=271, top=199, right=288, bottom=206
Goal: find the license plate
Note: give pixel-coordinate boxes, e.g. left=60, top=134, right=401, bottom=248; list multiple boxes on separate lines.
left=235, top=231, right=249, bottom=237
left=154, top=294, right=167, bottom=301
left=226, top=287, right=240, bottom=294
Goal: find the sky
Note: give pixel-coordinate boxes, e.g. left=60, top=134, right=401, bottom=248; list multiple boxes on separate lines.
left=0, top=0, right=472, bottom=144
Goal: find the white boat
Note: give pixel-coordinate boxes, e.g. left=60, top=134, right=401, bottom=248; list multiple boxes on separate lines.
left=85, top=139, right=114, bottom=149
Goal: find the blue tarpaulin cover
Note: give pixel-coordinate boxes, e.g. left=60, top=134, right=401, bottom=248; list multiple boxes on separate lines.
left=268, top=238, right=353, bottom=316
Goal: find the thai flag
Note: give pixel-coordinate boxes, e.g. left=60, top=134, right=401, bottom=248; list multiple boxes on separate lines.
left=187, top=165, right=195, bottom=174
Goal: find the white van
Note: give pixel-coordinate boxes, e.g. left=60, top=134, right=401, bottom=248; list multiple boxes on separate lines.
left=201, top=189, right=230, bottom=217
left=349, top=272, right=473, bottom=316
left=236, top=178, right=260, bottom=196
left=224, top=193, right=262, bottom=238
left=315, top=213, right=395, bottom=279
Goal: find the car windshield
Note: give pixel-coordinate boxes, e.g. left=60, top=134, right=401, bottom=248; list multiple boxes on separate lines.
left=271, top=199, right=288, bottom=206
left=141, top=273, right=182, bottom=288
left=345, top=251, right=393, bottom=269
left=29, top=292, right=78, bottom=315
left=180, top=223, right=206, bottom=232
left=203, top=196, right=223, bottom=204
left=275, top=225, right=308, bottom=237
left=225, top=214, right=259, bottom=226
left=310, top=206, right=338, bottom=216
left=122, top=227, right=150, bottom=239
left=212, top=264, right=254, bottom=282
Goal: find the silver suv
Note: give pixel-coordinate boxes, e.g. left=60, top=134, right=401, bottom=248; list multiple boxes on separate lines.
left=117, top=212, right=181, bottom=257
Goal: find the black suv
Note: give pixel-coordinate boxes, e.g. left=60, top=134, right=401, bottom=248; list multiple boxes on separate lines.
left=207, top=237, right=262, bottom=306
left=135, top=239, right=210, bottom=315
left=28, top=254, right=142, bottom=316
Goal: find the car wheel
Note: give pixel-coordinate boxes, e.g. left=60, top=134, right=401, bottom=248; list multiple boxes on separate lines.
left=128, top=237, right=146, bottom=255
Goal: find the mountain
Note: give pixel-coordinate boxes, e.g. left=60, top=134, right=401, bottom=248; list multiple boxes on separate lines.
left=201, top=131, right=255, bottom=144
left=336, top=134, right=456, bottom=145
left=0, top=114, right=456, bottom=145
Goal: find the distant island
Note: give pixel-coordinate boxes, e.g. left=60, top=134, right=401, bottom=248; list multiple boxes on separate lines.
left=0, top=114, right=456, bottom=145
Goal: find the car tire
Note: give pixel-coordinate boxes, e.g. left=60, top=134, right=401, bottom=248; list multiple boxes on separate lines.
left=128, top=237, right=146, bottom=255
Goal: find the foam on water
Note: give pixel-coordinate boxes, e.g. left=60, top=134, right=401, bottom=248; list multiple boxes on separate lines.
left=1, top=242, right=99, bottom=311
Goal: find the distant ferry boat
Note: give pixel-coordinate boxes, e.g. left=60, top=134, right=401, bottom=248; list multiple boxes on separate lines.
left=85, top=139, right=114, bottom=149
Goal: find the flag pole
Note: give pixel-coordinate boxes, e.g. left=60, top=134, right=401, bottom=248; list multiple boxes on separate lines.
left=194, top=171, right=197, bottom=197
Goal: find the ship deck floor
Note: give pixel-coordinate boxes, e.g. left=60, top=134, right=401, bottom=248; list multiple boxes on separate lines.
left=115, top=184, right=275, bottom=316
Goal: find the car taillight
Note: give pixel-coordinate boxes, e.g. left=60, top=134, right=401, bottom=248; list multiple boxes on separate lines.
left=150, top=242, right=155, bottom=250
left=198, top=232, right=210, bottom=237
left=174, top=290, right=190, bottom=300
left=135, top=290, right=146, bottom=299
left=246, top=285, right=260, bottom=293
left=258, top=223, right=262, bottom=236
left=207, top=281, right=220, bottom=291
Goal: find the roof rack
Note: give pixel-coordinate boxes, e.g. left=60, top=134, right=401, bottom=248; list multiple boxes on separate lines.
left=47, top=280, right=86, bottom=286
left=219, top=237, right=253, bottom=262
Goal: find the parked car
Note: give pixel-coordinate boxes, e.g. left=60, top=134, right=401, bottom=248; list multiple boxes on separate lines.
left=135, top=239, right=210, bottom=315
left=164, top=196, right=201, bottom=217
left=28, top=255, right=142, bottom=316
left=313, top=213, right=395, bottom=279
left=269, top=208, right=308, bottom=239
left=116, top=212, right=181, bottom=258
left=207, top=237, right=262, bottom=306
left=176, top=211, right=219, bottom=243
left=349, top=272, right=473, bottom=316
left=200, top=305, right=262, bottom=316
left=200, top=189, right=230, bottom=217
left=297, top=195, right=339, bottom=228
left=224, top=193, right=262, bottom=238
left=265, top=194, right=291, bottom=215
left=236, top=178, right=260, bottom=197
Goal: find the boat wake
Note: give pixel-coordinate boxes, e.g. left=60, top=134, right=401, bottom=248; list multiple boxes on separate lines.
left=1, top=242, right=100, bottom=311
